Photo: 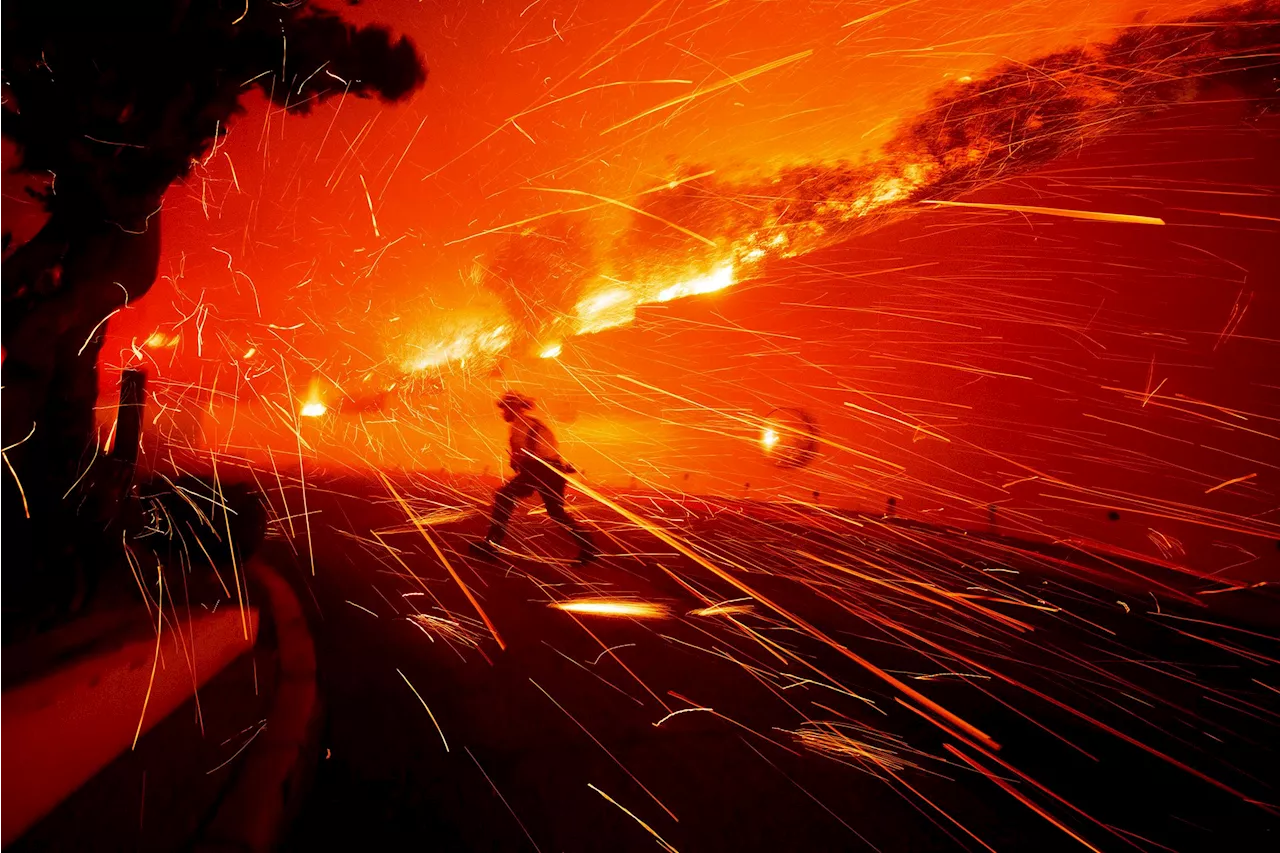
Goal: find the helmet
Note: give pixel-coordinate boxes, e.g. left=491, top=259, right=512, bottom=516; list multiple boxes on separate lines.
left=497, top=391, right=535, bottom=412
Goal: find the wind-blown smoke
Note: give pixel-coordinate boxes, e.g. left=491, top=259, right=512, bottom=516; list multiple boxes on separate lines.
left=482, top=217, right=597, bottom=350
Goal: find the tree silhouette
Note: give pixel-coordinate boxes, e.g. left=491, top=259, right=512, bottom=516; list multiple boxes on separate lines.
left=1, top=1, right=425, bottom=627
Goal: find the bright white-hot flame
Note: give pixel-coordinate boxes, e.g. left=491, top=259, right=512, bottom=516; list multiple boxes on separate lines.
left=403, top=264, right=740, bottom=371
left=300, top=378, right=327, bottom=418
left=579, top=288, right=631, bottom=315
left=654, top=263, right=734, bottom=303
left=575, top=287, right=637, bottom=335
left=574, top=264, right=735, bottom=337
left=761, top=428, right=779, bottom=449
left=551, top=599, right=671, bottom=619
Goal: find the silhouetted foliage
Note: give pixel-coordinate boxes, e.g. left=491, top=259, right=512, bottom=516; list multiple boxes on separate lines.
left=3, top=1, right=425, bottom=225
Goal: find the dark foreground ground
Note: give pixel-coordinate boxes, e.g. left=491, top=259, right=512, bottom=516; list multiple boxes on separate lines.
left=268, top=474, right=1278, bottom=852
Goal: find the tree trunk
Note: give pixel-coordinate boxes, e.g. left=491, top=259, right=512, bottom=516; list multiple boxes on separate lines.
left=2, top=211, right=162, bottom=638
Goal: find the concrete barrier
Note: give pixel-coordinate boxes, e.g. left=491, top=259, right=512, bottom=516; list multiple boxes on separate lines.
left=196, top=558, right=319, bottom=853
left=1, top=606, right=259, bottom=846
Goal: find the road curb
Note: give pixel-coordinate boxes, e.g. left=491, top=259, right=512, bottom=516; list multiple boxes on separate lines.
left=195, top=557, right=320, bottom=853
left=1, top=606, right=260, bottom=848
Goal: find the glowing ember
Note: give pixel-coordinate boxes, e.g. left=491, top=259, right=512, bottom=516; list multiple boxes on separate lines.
left=550, top=600, right=672, bottom=619
left=760, top=428, right=779, bottom=450
left=690, top=601, right=755, bottom=617
left=144, top=331, right=180, bottom=349
left=792, top=722, right=924, bottom=774
left=406, top=612, right=485, bottom=648
left=539, top=342, right=563, bottom=359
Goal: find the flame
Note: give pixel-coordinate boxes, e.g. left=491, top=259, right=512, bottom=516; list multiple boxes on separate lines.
left=402, top=319, right=512, bottom=372
left=761, top=428, right=779, bottom=450
left=300, top=379, right=327, bottom=418
left=551, top=599, right=671, bottom=619
left=397, top=68, right=1166, bottom=377
left=653, top=263, right=735, bottom=303
left=575, top=286, right=637, bottom=335
left=400, top=261, right=740, bottom=372
left=574, top=262, right=737, bottom=337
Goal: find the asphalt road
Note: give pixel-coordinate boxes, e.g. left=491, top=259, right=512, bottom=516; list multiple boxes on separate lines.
left=268, top=474, right=1279, bottom=852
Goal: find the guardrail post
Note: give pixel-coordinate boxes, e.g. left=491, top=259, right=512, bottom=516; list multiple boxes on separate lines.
left=111, top=367, right=146, bottom=470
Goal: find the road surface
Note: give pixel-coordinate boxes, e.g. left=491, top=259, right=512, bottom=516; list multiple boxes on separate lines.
left=266, top=473, right=1278, bottom=852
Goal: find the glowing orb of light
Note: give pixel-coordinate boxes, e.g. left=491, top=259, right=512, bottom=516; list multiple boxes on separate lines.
left=540, top=342, right=563, bottom=359
left=760, top=407, right=820, bottom=469
left=550, top=599, right=671, bottom=619
left=299, top=377, right=330, bottom=418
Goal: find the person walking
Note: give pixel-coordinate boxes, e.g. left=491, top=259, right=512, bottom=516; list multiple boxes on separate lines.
left=471, top=392, right=596, bottom=563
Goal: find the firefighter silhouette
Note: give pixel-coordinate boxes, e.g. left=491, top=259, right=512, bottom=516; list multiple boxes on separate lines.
left=472, top=392, right=596, bottom=563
